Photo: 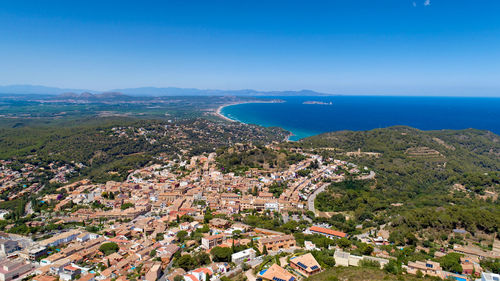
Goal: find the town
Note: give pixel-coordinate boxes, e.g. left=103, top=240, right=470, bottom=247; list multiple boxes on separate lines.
left=0, top=144, right=499, bottom=281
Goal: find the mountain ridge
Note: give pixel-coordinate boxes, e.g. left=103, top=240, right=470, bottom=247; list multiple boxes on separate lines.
left=0, top=84, right=331, bottom=97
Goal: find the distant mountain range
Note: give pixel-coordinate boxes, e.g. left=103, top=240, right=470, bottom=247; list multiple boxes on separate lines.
left=0, top=84, right=330, bottom=97
left=56, top=92, right=130, bottom=100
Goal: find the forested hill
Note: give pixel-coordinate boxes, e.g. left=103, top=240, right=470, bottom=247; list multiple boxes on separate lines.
left=301, top=126, right=500, bottom=172
left=297, top=126, right=500, bottom=241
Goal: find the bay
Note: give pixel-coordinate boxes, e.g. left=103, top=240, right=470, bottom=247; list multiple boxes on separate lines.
left=220, top=96, right=500, bottom=141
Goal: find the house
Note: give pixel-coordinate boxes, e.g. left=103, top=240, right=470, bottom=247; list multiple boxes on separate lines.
left=257, top=264, right=296, bottom=281
left=145, top=263, right=162, bottom=281
left=76, top=232, right=91, bottom=242
left=231, top=248, right=256, bottom=264
left=478, top=272, right=500, bottom=281
left=32, top=275, right=58, bottom=281
left=264, top=201, right=279, bottom=212
left=76, top=273, right=96, bottom=281
left=308, top=226, right=347, bottom=239
left=453, top=245, right=498, bottom=260
left=0, top=258, right=33, bottom=281
left=209, top=218, right=231, bottom=229
left=406, top=260, right=442, bottom=277
left=59, top=265, right=81, bottom=281
left=289, top=253, right=322, bottom=277
left=166, top=268, right=186, bottom=281
left=201, top=234, right=225, bottom=249
left=460, top=256, right=481, bottom=277
left=39, top=230, right=81, bottom=248
left=184, top=274, right=200, bottom=281
left=27, top=246, right=47, bottom=261
left=183, top=268, right=213, bottom=281
left=304, top=241, right=318, bottom=251
left=257, top=235, right=296, bottom=252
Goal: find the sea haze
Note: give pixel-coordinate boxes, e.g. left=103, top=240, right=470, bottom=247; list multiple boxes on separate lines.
left=220, top=96, right=500, bottom=141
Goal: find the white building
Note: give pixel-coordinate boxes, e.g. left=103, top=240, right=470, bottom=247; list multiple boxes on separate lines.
left=231, top=248, right=256, bottom=264
left=477, top=272, right=500, bottom=281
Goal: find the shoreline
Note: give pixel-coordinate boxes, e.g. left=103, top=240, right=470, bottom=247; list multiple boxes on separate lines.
left=214, top=99, right=284, bottom=123
left=215, top=99, right=295, bottom=142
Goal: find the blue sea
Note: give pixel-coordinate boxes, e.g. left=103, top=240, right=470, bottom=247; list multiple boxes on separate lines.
left=220, top=96, right=500, bottom=141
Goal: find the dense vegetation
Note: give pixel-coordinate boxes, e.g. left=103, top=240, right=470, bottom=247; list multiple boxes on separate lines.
left=300, top=127, right=500, bottom=240
left=216, top=145, right=305, bottom=175
left=0, top=118, right=287, bottom=183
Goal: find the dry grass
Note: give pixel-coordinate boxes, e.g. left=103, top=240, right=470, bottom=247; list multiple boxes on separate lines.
left=307, top=267, right=438, bottom=281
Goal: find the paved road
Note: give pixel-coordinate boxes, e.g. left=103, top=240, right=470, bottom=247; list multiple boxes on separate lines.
left=307, top=183, right=328, bottom=215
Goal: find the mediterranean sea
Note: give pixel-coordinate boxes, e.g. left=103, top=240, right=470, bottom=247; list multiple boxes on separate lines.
left=220, top=96, right=500, bottom=141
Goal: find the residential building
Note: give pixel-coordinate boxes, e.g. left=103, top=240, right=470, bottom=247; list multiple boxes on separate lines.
left=258, top=264, right=296, bottom=281
left=59, top=265, right=81, bottom=281
left=308, top=226, right=347, bottom=239
left=289, top=253, right=322, bottom=277
left=201, top=234, right=225, bottom=249
left=405, top=260, right=443, bottom=278
left=0, top=258, right=33, bottom=281
left=257, top=235, right=296, bottom=252
left=145, top=263, right=162, bottom=281
left=231, top=248, right=256, bottom=264
left=39, top=230, right=81, bottom=248
left=478, top=272, right=500, bottom=281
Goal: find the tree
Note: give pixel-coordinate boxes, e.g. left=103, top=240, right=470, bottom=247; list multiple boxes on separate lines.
left=337, top=238, right=351, bottom=250
left=176, top=230, right=188, bottom=242
left=120, top=202, right=134, bottom=210
left=204, top=209, right=213, bottom=223
left=384, top=259, right=402, bottom=275
left=361, top=243, right=374, bottom=255
left=211, top=246, right=233, bottom=262
left=99, top=242, right=119, bottom=256
left=195, top=252, right=211, bottom=265
left=262, top=246, right=268, bottom=255
left=232, top=230, right=242, bottom=239
left=480, top=258, right=500, bottom=274
left=155, top=232, right=164, bottom=241
left=439, top=253, right=463, bottom=274
left=311, top=250, right=336, bottom=268
left=176, top=254, right=196, bottom=271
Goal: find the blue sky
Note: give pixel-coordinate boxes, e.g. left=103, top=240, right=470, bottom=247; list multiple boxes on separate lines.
left=1, top=0, right=500, bottom=96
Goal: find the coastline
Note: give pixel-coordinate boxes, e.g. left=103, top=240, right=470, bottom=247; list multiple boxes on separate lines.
left=214, top=99, right=284, bottom=123
left=215, top=99, right=295, bottom=142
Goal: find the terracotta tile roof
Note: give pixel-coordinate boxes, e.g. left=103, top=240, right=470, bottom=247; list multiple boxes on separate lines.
left=258, top=264, right=296, bottom=281
left=290, top=253, right=321, bottom=273
left=310, top=226, right=347, bottom=238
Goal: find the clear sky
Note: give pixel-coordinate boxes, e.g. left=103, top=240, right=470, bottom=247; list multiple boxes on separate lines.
left=1, top=0, right=500, bottom=96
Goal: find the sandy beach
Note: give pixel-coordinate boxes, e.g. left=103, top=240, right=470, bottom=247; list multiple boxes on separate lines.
left=214, top=99, right=285, bottom=123
left=215, top=103, right=239, bottom=122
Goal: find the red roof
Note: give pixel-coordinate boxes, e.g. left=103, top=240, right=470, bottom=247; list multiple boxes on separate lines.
left=310, top=226, right=347, bottom=238
left=193, top=268, right=213, bottom=275
left=185, top=274, right=199, bottom=281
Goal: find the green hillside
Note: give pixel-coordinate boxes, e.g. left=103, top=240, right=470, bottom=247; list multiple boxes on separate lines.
left=297, top=126, right=500, bottom=241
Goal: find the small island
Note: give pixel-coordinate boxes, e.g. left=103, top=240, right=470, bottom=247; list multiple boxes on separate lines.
left=303, top=101, right=333, bottom=105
